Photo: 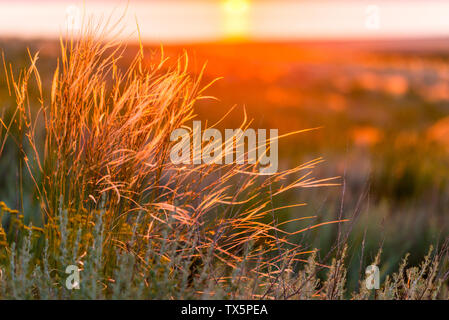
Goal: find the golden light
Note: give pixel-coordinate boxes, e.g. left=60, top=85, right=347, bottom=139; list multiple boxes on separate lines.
left=222, top=0, right=250, bottom=40
left=224, top=0, right=250, bottom=14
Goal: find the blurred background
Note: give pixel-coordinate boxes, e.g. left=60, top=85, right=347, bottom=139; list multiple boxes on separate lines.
left=2, top=0, right=449, bottom=289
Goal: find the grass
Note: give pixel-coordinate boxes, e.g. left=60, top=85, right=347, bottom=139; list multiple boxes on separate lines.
left=0, top=22, right=448, bottom=299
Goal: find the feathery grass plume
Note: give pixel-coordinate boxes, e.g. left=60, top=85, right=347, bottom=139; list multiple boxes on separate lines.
left=0, top=17, right=344, bottom=295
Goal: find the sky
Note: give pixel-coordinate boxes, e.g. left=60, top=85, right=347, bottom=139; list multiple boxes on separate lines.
left=1, top=0, right=449, bottom=42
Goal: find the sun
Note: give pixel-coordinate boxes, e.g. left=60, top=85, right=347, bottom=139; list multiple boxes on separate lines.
left=222, top=0, right=251, bottom=39
left=223, top=0, right=250, bottom=14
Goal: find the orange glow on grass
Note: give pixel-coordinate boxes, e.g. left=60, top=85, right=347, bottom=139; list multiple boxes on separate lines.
left=352, top=126, right=383, bottom=147
left=427, top=116, right=449, bottom=151
left=383, top=75, right=409, bottom=96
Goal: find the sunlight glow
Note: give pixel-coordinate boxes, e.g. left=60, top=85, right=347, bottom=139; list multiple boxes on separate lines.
left=222, top=0, right=250, bottom=39
left=2, top=1, right=449, bottom=42
left=224, top=0, right=250, bottom=14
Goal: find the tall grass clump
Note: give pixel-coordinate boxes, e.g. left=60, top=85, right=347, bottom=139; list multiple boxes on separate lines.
left=0, top=21, right=448, bottom=299
left=0, top=21, right=341, bottom=298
